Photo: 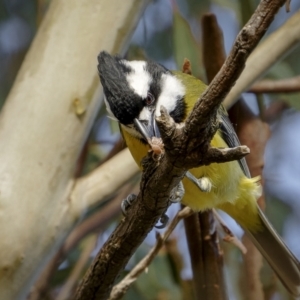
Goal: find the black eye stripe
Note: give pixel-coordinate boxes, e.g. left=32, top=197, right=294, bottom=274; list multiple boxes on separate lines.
left=169, top=96, right=186, bottom=123
left=146, top=61, right=169, bottom=99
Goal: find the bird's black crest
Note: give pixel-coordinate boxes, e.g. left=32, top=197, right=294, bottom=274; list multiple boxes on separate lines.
left=98, top=51, right=143, bottom=125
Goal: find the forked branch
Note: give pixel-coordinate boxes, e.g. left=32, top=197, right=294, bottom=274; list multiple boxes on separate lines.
left=74, top=1, right=287, bottom=299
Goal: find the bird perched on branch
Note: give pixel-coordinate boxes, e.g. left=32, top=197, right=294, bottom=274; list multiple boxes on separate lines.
left=97, top=51, right=300, bottom=297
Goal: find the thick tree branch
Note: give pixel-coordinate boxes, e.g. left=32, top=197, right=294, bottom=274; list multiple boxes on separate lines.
left=28, top=183, right=136, bottom=300
left=182, top=13, right=229, bottom=300
left=187, top=0, right=287, bottom=132
left=71, top=149, right=139, bottom=218
left=74, top=1, right=286, bottom=299
left=108, top=207, right=193, bottom=300
left=0, top=0, right=149, bottom=298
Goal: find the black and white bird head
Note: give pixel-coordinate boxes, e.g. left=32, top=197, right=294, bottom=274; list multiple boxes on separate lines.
left=97, top=51, right=186, bottom=142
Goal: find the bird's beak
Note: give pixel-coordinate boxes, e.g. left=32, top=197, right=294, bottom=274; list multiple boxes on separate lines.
left=134, top=111, right=161, bottom=143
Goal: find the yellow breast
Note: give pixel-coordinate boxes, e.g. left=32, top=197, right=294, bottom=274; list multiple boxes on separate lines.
left=121, top=125, right=261, bottom=231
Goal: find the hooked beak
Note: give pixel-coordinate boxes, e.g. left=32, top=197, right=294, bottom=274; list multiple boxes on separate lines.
left=133, top=111, right=161, bottom=143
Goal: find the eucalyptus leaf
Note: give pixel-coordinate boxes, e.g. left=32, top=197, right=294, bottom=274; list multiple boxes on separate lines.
left=173, top=11, right=204, bottom=79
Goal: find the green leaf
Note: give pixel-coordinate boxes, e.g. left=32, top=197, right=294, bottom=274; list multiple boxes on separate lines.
left=176, top=0, right=210, bottom=19
left=173, top=11, right=204, bottom=79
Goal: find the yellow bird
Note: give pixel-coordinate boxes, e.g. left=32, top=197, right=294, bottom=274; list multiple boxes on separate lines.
left=98, top=51, right=300, bottom=297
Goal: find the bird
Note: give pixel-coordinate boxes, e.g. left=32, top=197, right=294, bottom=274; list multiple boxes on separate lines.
left=97, top=51, right=300, bottom=297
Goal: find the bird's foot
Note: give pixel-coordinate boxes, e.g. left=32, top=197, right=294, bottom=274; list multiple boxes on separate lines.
left=156, top=181, right=185, bottom=229
left=185, top=172, right=212, bottom=192
left=170, top=181, right=185, bottom=203
left=155, top=213, right=169, bottom=229
left=198, top=177, right=212, bottom=192
left=121, top=193, right=137, bottom=216
left=121, top=193, right=170, bottom=229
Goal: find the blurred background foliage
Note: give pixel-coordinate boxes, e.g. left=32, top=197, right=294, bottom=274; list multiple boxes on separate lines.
left=1, top=0, right=300, bottom=299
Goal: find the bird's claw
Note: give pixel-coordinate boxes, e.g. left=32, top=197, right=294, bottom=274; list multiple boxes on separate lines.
left=155, top=213, right=169, bottom=229
left=185, top=172, right=212, bottom=192
left=155, top=181, right=185, bottom=229
left=121, top=181, right=185, bottom=230
left=170, top=181, right=185, bottom=203
left=121, top=193, right=137, bottom=216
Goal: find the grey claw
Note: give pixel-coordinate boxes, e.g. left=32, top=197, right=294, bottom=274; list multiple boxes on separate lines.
left=121, top=194, right=137, bottom=216
left=170, top=181, right=185, bottom=203
left=155, top=213, right=169, bottom=229
left=198, top=177, right=212, bottom=192
left=185, top=172, right=212, bottom=192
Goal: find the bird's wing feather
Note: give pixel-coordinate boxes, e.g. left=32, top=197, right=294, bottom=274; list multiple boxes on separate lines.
left=218, top=107, right=251, bottom=178
left=247, top=208, right=300, bottom=297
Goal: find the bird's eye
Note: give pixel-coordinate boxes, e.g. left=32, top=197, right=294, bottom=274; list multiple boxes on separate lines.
left=145, top=92, right=155, bottom=106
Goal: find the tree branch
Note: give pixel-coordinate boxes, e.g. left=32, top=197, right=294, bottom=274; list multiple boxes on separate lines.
left=0, top=0, right=149, bottom=298
left=202, top=13, right=226, bottom=83
left=108, top=207, right=193, bottom=300
left=213, top=209, right=247, bottom=254
left=70, top=149, right=139, bottom=218
left=224, top=9, right=300, bottom=108
left=28, top=182, right=137, bottom=300
left=249, top=76, right=300, bottom=93
left=74, top=1, right=287, bottom=299
left=181, top=13, right=229, bottom=300
left=205, top=146, right=249, bottom=164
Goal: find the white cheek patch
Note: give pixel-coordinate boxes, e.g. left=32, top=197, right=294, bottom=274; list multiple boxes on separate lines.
left=121, top=60, right=152, bottom=98
left=155, top=74, right=185, bottom=117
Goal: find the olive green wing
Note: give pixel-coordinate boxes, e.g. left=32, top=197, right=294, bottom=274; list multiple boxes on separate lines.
left=218, top=106, right=251, bottom=178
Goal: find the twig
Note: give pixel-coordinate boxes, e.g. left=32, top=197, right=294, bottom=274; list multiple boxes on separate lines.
left=28, top=183, right=136, bottom=300
left=213, top=209, right=247, bottom=254
left=108, top=207, right=193, bottom=300
left=224, top=9, right=300, bottom=108
left=249, top=76, right=300, bottom=93
left=74, top=1, right=286, bottom=299
left=184, top=0, right=286, bottom=143
left=56, top=235, right=98, bottom=300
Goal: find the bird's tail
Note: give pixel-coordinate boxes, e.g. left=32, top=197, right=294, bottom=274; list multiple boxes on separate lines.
left=246, top=207, right=300, bottom=297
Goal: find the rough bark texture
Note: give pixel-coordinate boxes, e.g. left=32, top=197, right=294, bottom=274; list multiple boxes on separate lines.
left=182, top=13, right=228, bottom=300
left=74, top=1, right=286, bottom=299
left=184, top=211, right=227, bottom=300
